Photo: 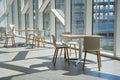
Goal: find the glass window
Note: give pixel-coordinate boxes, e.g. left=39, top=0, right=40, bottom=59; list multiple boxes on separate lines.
left=93, top=0, right=115, bottom=53
left=0, top=0, right=6, bottom=26
left=55, top=0, right=65, bottom=41
left=18, top=0, right=21, bottom=31
left=33, top=0, right=38, bottom=29
left=100, top=5, right=103, bottom=9
left=100, top=0, right=103, bottom=2
left=104, top=0, right=108, bottom=2
left=25, top=9, right=29, bottom=30
left=55, top=18, right=64, bottom=41
left=43, top=3, right=51, bottom=40
left=71, top=0, right=85, bottom=34
left=110, top=5, right=113, bottom=9
left=24, top=0, right=28, bottom=5
left=56, top=0, right=64, bottom=12
left=11, top=1, right=15, bottom=24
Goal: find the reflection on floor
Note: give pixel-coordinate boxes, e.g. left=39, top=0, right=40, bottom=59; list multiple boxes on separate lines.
left=0, top=37, right=120, bottom=80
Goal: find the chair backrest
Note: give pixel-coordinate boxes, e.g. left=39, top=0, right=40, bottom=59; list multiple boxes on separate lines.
left=9, top=24, right=15, bottom=34
left=52, top=35, right=57, bottom=47
left=61, top=32, right=72, bottom=42
left=5, top=24, right=15, bottom=36
left=84, top=36, right=100, bottom=51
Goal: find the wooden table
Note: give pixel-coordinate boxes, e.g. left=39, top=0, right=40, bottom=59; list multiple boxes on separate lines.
left=61, top=34, right=103, bottom=65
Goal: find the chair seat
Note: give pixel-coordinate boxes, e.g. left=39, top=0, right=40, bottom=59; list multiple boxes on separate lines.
left=85, top=49, right=100, bottom=52
left=56, top=44, right=69, bottom=48
left=65, top=41, right=78, bottom=45
left=6, top=35, right=14, bottom=38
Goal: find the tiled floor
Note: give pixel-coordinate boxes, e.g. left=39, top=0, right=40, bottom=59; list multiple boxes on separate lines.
left=0, top=37, right=120, bottom=80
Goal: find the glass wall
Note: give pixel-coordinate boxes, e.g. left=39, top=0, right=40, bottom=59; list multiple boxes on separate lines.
left=93, top=0, right=115, bottom=53
left=0, top=0, right=6, bottom=26
left=71, top=0, right=85, bottom=34
left=43, top=3, right=51, bottom=39
left=11, top=1, right=15, bottom=24
left=17, top=0, right=21, bottom=31
left=55, top=0, right=65, bottom=41
left=55, top=18, right=65, bottom=41
left=2, top=0, right=116, bottom=55
left=55, top=0, right=65, bottom=12
left=24, top=0, right=28, bottom=5
left=33, top=0, right=38, bottom=29
left=25, top=9, right=29, bottom=30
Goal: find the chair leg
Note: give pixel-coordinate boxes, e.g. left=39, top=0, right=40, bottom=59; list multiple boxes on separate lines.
left=13, top=38, right=16, bottom=47
left=42, top=38, right=45, bottom=47
left=53, top=48, right=59, bottom=65
left=4, top=38, right=6, bottom=47
left=74, top=44, right=77, bottom=58
left=11, top=37, right=16, bottom=47
left=7, top=38, right=9, bottom=47
left=82, top=51, right=87, bottom=71
left=54, top=48, right=59, bottom=65
left=98, top=51, right=102, bottom=67
left=5, top=38, right=8, bottom=47
left=97, top=51, right=101, bottom=71
left=37, top=38, right=40, bottom=47
left=11, top=38, right=13, bottom=47
left=4, top=38, right=7, bottom=47
left=66, top=48, right=70, bottom=64
left=64, top=48, right=66, bottom=61
left=70, top=44, right=72, bottom=56
left=52, top=48, right=57, bottom=64
left=32, top=36, right=35, bottom=47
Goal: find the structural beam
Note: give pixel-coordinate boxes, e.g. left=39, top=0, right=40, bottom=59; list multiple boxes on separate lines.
left=114, top=0, right=120, bottom=56
left=39, top=0, right=50, bottom=12
left=51, top=9, right=65, bottom=25
left=21, top=2, right=30, bottom=14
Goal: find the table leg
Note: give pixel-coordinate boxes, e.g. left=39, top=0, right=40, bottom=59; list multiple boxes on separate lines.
left=75, top=38, right=83, bottom=66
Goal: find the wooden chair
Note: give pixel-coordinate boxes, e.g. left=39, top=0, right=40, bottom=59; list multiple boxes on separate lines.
left=52, top=35, right=70, bottom=65
left=61, top=32, right=78, bottom=58
left=82, top=36, right=102, bottom=71
left=28, top=32, right=36, bottom=47
left=35, top=30, right=45, bottom=47
left=4, top=24, right=16, bottom=47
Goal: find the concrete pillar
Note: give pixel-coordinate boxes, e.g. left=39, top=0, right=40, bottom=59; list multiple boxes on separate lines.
left=85, top=0, right=92, bottom=35
left=114, top=0, right=120, bottom=56
left=65, top=0, right=71, bottom=32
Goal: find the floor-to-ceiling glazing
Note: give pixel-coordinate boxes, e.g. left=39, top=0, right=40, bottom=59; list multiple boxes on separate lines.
left=93, top=0, right=115, bottom=53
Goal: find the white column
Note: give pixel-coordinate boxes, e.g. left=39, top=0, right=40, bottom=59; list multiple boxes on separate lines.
left=38, top=0, right=43, bottom=30
left=9, top=6, right=12, bottom=25
left=29, top=0, right=33, bottom=29
left=50, top=0, right=55, bottom=36
left=21, top=14, right=25, bottom=35
left=14, top=0, right=18, bottom=31
left=65, top=0, right=71, bottom=32
left=21, top=0, right=25, bottom=35
left=114, top=0, right=120, bottom=56
left=85, top=0, right=92, bottom=35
